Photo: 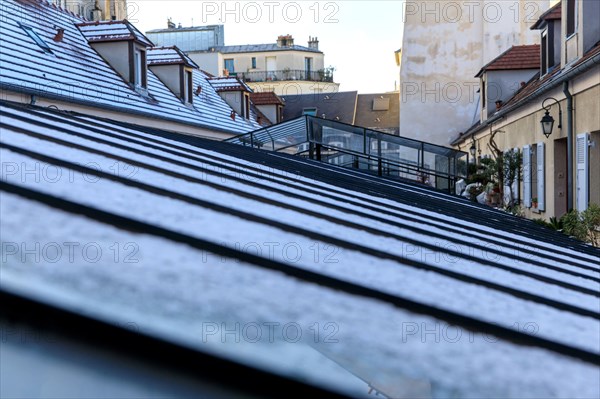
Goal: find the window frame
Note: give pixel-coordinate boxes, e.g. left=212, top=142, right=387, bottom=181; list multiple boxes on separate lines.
left=18, top=23, right=53, bottom=53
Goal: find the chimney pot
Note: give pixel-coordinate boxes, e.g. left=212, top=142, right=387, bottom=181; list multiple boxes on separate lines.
left=53, top=27, right=65, bottom=42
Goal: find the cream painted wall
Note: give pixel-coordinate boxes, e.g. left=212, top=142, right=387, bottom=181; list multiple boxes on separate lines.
left=399, top=0, right=549, bottom=146
left=217, top=50, right=325, bottom=75
left=1, top=90, right=232, bottom=140
left=456, top=66, right=600, bottom=220
left=149, top=64, right=181, bottom=97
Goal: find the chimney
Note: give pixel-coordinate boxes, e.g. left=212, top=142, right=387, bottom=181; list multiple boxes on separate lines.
left=277, top=34, right=294, bottom=47
left=53, top=27, right=64, bottom=42
left=167, top=18, right=176, bottom=29
left=308, top=36, right=319, bottom=50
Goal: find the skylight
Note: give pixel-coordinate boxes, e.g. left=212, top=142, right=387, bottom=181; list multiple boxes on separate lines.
left=18, top=23, right=53, bottom=53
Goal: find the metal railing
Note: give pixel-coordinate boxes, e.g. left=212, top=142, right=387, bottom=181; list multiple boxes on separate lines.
left=235, top=69, right=334, bottom=83
left=226, top=116, right=468, bottom=194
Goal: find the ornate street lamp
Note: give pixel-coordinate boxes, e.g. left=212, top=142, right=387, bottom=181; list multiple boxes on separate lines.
left=540, top=97, right=562, bottom=138
left=470, top=137, right=477, bottom=158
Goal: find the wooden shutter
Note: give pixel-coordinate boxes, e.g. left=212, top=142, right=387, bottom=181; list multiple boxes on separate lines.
left=576, top=133, right=590, bottom=211
left=537, top=142, right=545, bottom=211
left=523, top=145, right=531, bottom=208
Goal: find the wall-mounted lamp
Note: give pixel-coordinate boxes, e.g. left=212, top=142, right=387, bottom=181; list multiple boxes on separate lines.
left=540, top=97, right=562, bottom=138
left=470, top=136, right=477, bottom=158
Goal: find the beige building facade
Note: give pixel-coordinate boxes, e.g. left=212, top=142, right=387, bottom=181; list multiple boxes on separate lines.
left=452, top=0, right=600, bottom=219
left=189, top=35, right=340, bottom=96
left=399, top=0, right=552, bottom=146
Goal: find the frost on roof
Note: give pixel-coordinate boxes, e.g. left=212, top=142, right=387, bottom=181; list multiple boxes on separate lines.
left=1, top=101, right=599, bottom=398
left=0, top=0, right=261, bottom=135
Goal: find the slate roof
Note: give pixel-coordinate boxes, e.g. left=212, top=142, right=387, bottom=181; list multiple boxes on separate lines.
left=354, top=93, right=400, bottom=135
left=281, top=91, right=358, bottom=124
left=250, top=91, right=285, bottom=106
left=0, top=0, right=261, bottom=135
left=1, top=100, right=599, bottom=397
left=213, top=43, right=322, bottom=54
left=147, top=46, right=199, bottom=68
left=531, top=1, right=562, bottom=30
left=475, top=45, right=541, bottom=77
left=77, top=20, right=154, bottom=46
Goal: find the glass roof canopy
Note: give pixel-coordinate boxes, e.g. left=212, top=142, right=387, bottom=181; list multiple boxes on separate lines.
left=226, top=116, right=469, bottom=193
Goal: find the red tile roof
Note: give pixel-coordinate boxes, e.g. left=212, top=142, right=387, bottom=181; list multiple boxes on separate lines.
left=475, top=45, right=540, bottom=77
left=531, top=2, right=562, bottom=30
left=250, top=92, right=284, bottom=106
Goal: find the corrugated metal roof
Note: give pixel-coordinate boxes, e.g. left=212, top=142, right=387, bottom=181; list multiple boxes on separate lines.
left=1, top=100, right=599, bottom=397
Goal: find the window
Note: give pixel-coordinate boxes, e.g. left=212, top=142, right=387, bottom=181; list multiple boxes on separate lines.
left=481, top=78, right=486, bottom=109
left=133, top=49, right=147, bottom=89
left=566, top=0, right=577, bottom=37
left=541, top=31, right=548, bottom=75
left=305, top=58, right=313, bottom=79
left=251, top=57, right=257, bottom=69
left=224, top=59, right=235, bottom=74
left=576, top=133, right=589, bottom=211
left=244, top=93, right=250, bottom=119
left=185, top=70, right=193, bottom=104
left=19, top=23, right=52, bottom=53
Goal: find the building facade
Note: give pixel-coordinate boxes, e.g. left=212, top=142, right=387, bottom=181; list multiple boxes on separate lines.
left=452, top=0, right=600, bottom=219
left=399, top=0, right=552, bottom=146
left=146, top=25, right=340, bottom=96
left=51, top=0, right=128, bottom=21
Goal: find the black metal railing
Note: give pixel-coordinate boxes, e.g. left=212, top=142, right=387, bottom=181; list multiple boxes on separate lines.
left=226, top=116, right=468, bottom=194
left=235, top=69, right=334, bottom=83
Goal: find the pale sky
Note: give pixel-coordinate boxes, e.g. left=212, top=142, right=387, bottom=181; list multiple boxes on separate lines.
left=130, top=1, right=405, bottom=94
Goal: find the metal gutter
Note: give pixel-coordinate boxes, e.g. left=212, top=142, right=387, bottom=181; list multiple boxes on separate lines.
left=0, top=84, right=252, bottom=137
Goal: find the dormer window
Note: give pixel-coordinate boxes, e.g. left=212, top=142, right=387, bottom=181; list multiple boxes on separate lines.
left=147, top=47, right=199, bottom=105
left=134, top=48, right=147, bottom=89
left=77, top=21, right=154, bottom=94
left=244, top=93, right=250, bottom=119
left=19, top=23, right=52, bottom=53
left=566, top=0, right=577, bottom=37
left=185, top=69, right=193, bottom=104
left=541, top=30, right=548, bottom=75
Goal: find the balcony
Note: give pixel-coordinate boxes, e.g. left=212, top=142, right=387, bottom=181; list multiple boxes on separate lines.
left=234, top=69, right=335, bottom=83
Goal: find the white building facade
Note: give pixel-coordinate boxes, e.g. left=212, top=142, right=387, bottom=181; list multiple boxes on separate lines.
left=399, top=0, right=553, bottom=145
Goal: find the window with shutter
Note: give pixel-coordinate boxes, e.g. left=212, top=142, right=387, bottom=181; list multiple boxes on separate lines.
left=537, top=142, right=545, bottom=211
left=576, top=133, right=590, bottom=211
left=523, top=145, right=531, bottom=208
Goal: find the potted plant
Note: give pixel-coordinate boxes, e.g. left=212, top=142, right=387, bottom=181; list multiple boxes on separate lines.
left=532, top=197, right=538, bottom=208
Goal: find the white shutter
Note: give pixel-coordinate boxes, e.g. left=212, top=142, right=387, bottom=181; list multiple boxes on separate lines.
left=512, top=147, right=519, bottom=203
left=523, top=145, right=531, bottom=208
left=537, top=142, right=545, bottom=211
left=503, top=150, right=511, bottom=206
left=576, top=133, right=590, bottom=211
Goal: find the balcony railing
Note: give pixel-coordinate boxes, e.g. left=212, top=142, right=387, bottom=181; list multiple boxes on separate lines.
left=233, top=69, right=334, bottom=83
left=225, top=116, right=469, bottom=194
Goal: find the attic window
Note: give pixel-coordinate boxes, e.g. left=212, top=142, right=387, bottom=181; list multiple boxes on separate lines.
left=373, top=98, right=390, bottom=111
left=185, top=70, right=193, bottom=104
left=133, top=49, right=147, bottom=89
left=19, top=23, right=52, bottom=53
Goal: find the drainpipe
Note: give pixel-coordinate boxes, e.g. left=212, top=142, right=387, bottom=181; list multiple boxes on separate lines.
left=563, top=81, right=573, bottom=211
